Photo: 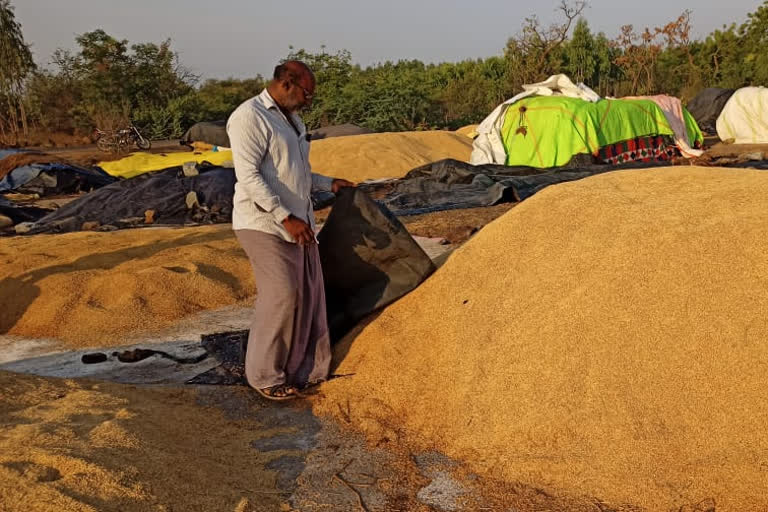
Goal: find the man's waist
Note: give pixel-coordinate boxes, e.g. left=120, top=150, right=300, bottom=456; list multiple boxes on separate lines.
left=233, top=198, right=313, bottom=222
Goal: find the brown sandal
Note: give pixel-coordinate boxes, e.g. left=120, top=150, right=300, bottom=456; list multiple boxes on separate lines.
left=256, top=384, right=300, bottom=401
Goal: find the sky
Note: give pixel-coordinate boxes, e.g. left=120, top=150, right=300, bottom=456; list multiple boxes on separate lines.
left=13, top=0, right=766, bottom=80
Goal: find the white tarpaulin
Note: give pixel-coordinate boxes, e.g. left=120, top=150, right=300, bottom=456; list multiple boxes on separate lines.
left=716, top=86, right=768, bottom=144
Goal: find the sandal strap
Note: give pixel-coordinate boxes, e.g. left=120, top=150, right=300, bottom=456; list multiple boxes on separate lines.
left=264, top=384, right=297, bottom=397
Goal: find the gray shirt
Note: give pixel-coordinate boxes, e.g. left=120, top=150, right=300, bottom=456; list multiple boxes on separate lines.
left=227, top=89, right=333, bottom=242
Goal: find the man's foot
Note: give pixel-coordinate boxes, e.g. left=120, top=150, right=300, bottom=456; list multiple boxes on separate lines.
left=256, top=384, right=301, bottom=401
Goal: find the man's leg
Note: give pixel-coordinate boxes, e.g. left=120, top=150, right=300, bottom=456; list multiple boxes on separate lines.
left=235, top=229, right=300, bottom=390
left=285, top=243, right=332, bottom=386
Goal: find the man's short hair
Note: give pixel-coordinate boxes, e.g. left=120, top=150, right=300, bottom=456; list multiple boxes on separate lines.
left=273, top=61, right=313, bottom=85
left=273, top=64, right=299, bottom=83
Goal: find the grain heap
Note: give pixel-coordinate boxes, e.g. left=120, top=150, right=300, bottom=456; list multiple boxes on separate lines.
left=309, top=131, right=473, bottom=181
left=316, top=166, right=768, bottom=510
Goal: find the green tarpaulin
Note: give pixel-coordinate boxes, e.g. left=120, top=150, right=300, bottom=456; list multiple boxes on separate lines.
left=500, top=97, right=703, bottom=168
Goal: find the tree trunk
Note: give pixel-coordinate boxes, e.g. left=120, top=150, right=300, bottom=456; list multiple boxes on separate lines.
left=19, top=98, right=29, bottom=143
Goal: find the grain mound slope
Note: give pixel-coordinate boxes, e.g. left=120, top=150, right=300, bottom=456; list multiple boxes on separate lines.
left=316, top=166, right=768, bottom=511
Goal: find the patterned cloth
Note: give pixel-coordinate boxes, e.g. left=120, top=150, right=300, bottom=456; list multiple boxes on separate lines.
left=598, top=135, right=679, bottom=165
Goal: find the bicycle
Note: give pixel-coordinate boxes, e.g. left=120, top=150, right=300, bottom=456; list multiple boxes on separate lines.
left=94, top=123, right=151, bottom=153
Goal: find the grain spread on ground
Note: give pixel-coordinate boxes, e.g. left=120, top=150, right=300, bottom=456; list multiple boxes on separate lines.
left=0, top=225, right=254, bottom=347
left=314, top=166, right=768, bottom=510
left=0, top=370, right=287, bottom=512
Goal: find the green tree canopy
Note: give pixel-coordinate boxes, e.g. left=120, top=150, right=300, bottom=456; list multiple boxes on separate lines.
left=0, top=0, right=35, bottom=143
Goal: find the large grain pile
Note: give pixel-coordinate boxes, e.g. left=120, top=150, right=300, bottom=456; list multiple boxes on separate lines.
left=315, top=166, right=768, bottom=510
left=0, top=370, right=284, bottom=512
left=309, top=131, right=473, bottom=182
left=0, top=225, right=253, bottom=346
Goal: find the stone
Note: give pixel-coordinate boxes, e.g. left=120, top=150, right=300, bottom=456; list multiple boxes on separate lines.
left=182, top=161, right=200, bottom=177
left=81, top=221, right=101, bottom=231
left=186, top=191, right=200, bottom=209
left=0, top=215, right=13, bottom=229
left=14, top=222, right=35, bottom=234
left=144, top=209, right=156, bottom=224
left=81, top=353, right=108, bottom=364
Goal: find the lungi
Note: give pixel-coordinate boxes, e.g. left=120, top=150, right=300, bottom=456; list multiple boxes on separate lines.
left=235, top=229, right=331, bottom=389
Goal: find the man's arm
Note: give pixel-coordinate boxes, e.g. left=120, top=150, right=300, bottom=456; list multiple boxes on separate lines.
left=311, top=172, right=334, bottom=192
left=311, top=171, right=355, bottom=193
left=228, top=108, right=291, bottom=222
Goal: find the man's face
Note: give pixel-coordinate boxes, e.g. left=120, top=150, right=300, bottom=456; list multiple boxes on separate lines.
left=287, top=76, right=315, bottom=112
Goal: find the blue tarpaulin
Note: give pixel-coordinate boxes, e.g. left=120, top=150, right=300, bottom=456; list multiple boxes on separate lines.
left=0, top=163, right=115, bottom=193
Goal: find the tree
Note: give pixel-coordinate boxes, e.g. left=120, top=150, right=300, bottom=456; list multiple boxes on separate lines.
left=593, top=32, right=621, bottom=96
left=695, top=24, right=745, bottom=88
left=739, top=1, right=768, bottom=85
left=564, top=18, right=596, bottom=85
left=194, top=77, right=266, bottom=120
left=283, top=46, right=356, bottom=128
left=29, top=29, right=199, bottom=136
left=0, top=0, right=35, bottom=144
left=505, top=0, right=587, bottom=86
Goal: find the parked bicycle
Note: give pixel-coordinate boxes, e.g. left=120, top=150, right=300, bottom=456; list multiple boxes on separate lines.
left=94, top=124, right=151, bottom=152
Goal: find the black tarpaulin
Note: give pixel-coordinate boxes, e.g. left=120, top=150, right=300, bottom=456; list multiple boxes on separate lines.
left=318, top=187, right=436, bottom=341
left=687, top=88, right=736, bottom=135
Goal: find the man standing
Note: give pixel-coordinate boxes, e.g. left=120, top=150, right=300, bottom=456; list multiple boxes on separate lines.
left=227, top=61, right=354, bottom=400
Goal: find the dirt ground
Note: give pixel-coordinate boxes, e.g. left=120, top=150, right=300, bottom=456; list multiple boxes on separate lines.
left=5, top=130, right=93, bottom=149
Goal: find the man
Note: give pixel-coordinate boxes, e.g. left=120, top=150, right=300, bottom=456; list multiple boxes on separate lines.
left=227, top=60, right=354, bottom=400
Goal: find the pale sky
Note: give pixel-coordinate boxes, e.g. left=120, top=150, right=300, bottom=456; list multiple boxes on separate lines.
left=13, top=0, right=765, bottom=80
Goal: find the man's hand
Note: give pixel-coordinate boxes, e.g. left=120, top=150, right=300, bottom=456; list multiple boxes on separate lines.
left=331, top=178, right=356, bottom=194
left=282, top=215, right=315, bottom=245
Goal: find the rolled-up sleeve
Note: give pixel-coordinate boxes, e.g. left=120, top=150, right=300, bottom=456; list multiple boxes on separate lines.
left=227, top=108, right=291, bottom=222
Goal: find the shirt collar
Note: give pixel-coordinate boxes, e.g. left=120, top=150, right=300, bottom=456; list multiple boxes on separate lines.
left=259, top=88, right=280, bottom=111
left=259, top=88, right=306, bottom=137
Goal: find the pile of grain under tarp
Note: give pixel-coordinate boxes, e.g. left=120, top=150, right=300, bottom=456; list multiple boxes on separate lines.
left=309, top=131, right=473, bottom=182
left=0, top=225, right=253, bottom=346
left=0, top=370, right=287, bottom=512
left=315, top=166, right=768, bottom=511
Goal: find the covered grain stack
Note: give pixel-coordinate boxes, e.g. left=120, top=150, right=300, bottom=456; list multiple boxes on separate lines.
left=316, top=166, right=768, bottom=510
